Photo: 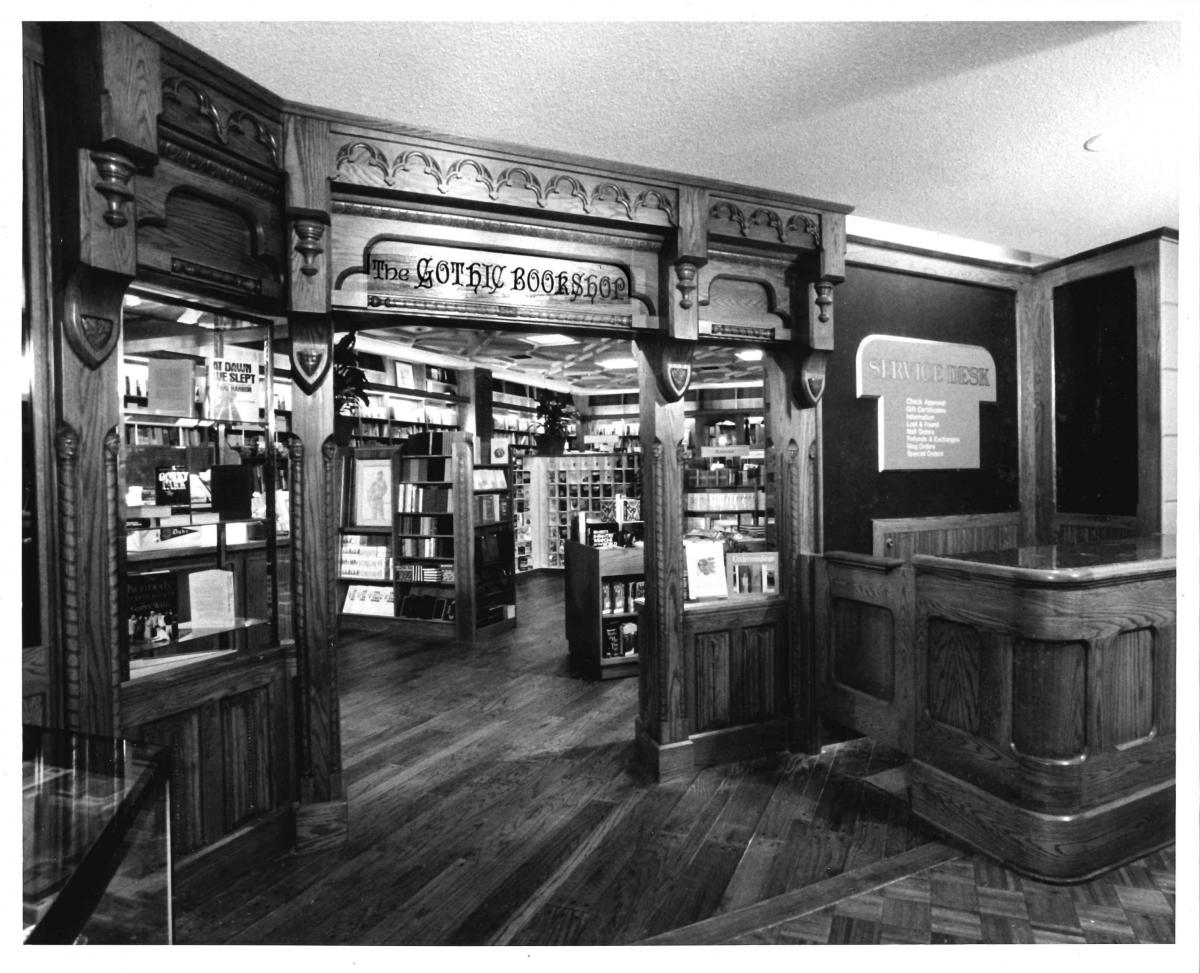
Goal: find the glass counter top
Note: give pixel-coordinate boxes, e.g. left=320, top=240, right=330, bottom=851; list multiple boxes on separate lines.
left=23, top=724, right=172, bottom=944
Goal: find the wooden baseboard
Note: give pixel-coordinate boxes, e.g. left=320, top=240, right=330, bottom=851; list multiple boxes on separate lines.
left=295, top=799, right=350, bottom=853
left=173, top=807, right=294, bottom=897
left=689, top=720, right=787, bottom=769
left=634, top=719, right=694, bottom=784
left=911, top=759, right=1175, bottom=883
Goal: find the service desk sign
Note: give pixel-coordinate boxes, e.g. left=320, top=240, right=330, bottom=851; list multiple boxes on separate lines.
left=856, top=335, right=996, bottom=471
left=366, top=241, right=632, bottom=324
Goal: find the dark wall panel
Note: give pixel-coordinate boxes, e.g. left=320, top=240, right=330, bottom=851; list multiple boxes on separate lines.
left=824, top=265, right=1019, bottom=553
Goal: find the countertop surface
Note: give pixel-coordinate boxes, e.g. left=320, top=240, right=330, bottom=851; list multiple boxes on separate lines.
left=913, top=534, right=1176, bottom=584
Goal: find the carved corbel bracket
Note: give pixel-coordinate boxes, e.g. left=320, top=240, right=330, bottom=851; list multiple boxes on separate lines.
left=62, top=265, right=132, bottom=369
left=289, top=313, right=333, bottom=395
left=90, top=150, right=137, bottom=228
left=638, top=336, right=695, bottom=403
left=292, top=214, right=328, bottom=278
left=673, top=258, right=704, bottom=311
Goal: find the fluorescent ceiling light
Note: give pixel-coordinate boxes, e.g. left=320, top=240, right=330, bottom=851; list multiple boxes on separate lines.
left=123, top=294, right=142, bottom=307
left=735, top=349, right=763, bottom=361
left=598, top=356, right=637, bottom=370
left=177, top=308, right=204, bottom=324
left=523, top=333, right=576, bottom=346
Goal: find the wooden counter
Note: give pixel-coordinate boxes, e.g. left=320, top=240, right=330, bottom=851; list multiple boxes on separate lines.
left=909, top=536, right=1176, bottom=882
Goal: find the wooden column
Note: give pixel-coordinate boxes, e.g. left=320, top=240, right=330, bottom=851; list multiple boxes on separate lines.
left=633, top=338, right=691, bottom=779
left=41, top=23, right=161, bottom=737
left=283, top=111, right=347, bottom=848
left=1016, top=281, right=1055, bottom=545
left=633, top=185, right=706, bottom=780
left=763, top=351, right=820, bottom=750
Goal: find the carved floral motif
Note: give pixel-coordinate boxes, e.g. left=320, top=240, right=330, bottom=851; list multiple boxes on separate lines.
left=334, top=141, right=676, bottom=224
left=162, top=77, right=281, bottom=168
left=709, top=200, right=821, bottom=246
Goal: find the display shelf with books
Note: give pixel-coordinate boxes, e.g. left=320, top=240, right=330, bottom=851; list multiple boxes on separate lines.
left=515, top=453, right=641, bottom=571
left=564, top=540, right=643, bottom=680
left=337, top=431, right=515, bottom=641
left=340, top=353, right=467, bottom=447
left=120, top=327, right=287, bottom=682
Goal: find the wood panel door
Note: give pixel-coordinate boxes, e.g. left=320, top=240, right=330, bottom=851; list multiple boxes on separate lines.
left=815, top=552, right=915, bottom=754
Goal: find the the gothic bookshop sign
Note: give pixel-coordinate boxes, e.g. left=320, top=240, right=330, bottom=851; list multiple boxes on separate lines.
left=856, top=335, right=996, bottom=471
left=365, top=241, right=632, bottom=325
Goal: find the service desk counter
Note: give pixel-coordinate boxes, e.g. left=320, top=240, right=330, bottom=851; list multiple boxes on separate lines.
left=909, top=536, right=1176, bottom=882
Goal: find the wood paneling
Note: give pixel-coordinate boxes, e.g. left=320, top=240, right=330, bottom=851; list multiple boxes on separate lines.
left=685, top=602, right=785, bottom=737
left=911, top=549, right=1175, bottom=881
left=1011, top=639, right=1086, bottom=759
left=1092, top=628, right=1156, bottom=750
left=832, top=599, right=894, bottom=699
left=816, top=553, right=914, bottom=753
left=926, top=619, right=984, bottom=737
left=872, top=513, right=1020, bottom=559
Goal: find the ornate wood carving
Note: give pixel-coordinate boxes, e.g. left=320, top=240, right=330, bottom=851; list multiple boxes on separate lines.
left=55, top=423, right=82, bottom=728
left=104, top=426, right=124, bottom=718
left=89, top=150, right=137, bottom=227
left=169, top=257, right=262, bottom=296
left=62, top=265, right=130, bottom=369
left=708, top=198, right=821, bottom=247
left=293, top=216, right=326, bottom=277
left=322, top=436, right=340, bottom=652
left=651, top=438, right=669, bottom=724
left=289, top=314, right=332, bottom=395
left=157, top=138, right=279, bottom=200
left=162, top=77, right=281, bottom=168
left=640, top=337, right=694, bottom=403
left=334, top=139, right=676, bottom=224
left=286, top=434, right=312, bottom=778
left=674, top=260, right=699, bottom=310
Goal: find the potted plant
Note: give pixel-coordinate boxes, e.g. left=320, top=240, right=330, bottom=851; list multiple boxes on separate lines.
left=532, top=393, right=579, bottom=455
left=333, top=332, right=370, bottom=444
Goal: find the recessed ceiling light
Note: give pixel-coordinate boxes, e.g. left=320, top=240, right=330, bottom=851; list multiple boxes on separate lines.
left=735, top=349, right=763, bottom=362
left=523, top=333, right=577, bottom=346
left=598, top=356, right=637, bottom=370
left=124, top=294, right=142, bottom=308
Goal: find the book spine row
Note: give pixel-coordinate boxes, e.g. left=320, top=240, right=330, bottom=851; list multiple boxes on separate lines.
left=601, top=620, right=639, bottom=658
left=397, top=484, right=454, bottom=513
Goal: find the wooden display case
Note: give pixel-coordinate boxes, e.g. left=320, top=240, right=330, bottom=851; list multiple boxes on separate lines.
left=564, top=540, right=644, bottom=680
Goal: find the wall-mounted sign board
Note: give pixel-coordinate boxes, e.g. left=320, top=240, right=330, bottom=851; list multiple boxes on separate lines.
left=856, top=335, right=996, bottom=471
left=354, top=240, right=634, bottom=328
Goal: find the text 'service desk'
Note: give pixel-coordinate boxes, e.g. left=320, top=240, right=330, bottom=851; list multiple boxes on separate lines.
left=909, top=536, right=1176, bottom=882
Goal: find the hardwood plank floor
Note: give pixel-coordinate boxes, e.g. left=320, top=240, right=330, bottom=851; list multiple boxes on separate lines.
left=173, top=572, right=1176, bottom=946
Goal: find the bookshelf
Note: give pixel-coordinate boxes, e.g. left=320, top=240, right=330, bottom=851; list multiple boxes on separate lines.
left=341, top=360, right=467, bottom=447
left=564, top=541, right=643, bottom=680
left=512, top=452, right=641, bottom=572
left=337, top=431, right=516, bottom=641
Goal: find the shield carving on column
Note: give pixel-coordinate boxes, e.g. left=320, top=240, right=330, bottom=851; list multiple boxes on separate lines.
left=290, top=315, right=332, bottom=394
left=640, top=336, right=694, bottom=403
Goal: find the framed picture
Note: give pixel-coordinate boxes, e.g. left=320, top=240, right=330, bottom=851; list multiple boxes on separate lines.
left=393, top=361, right=415, bottom=389
left=349, top=455, right=394, bottom=528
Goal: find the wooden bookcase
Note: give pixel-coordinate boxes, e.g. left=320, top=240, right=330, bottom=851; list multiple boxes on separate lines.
left=564, top=540, right=644, bottom=680
left=341, top=360, right=467, bottom=447
left=337, top=432, right=516, bottom=642
left=513, top=453, right=641, bottom=571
